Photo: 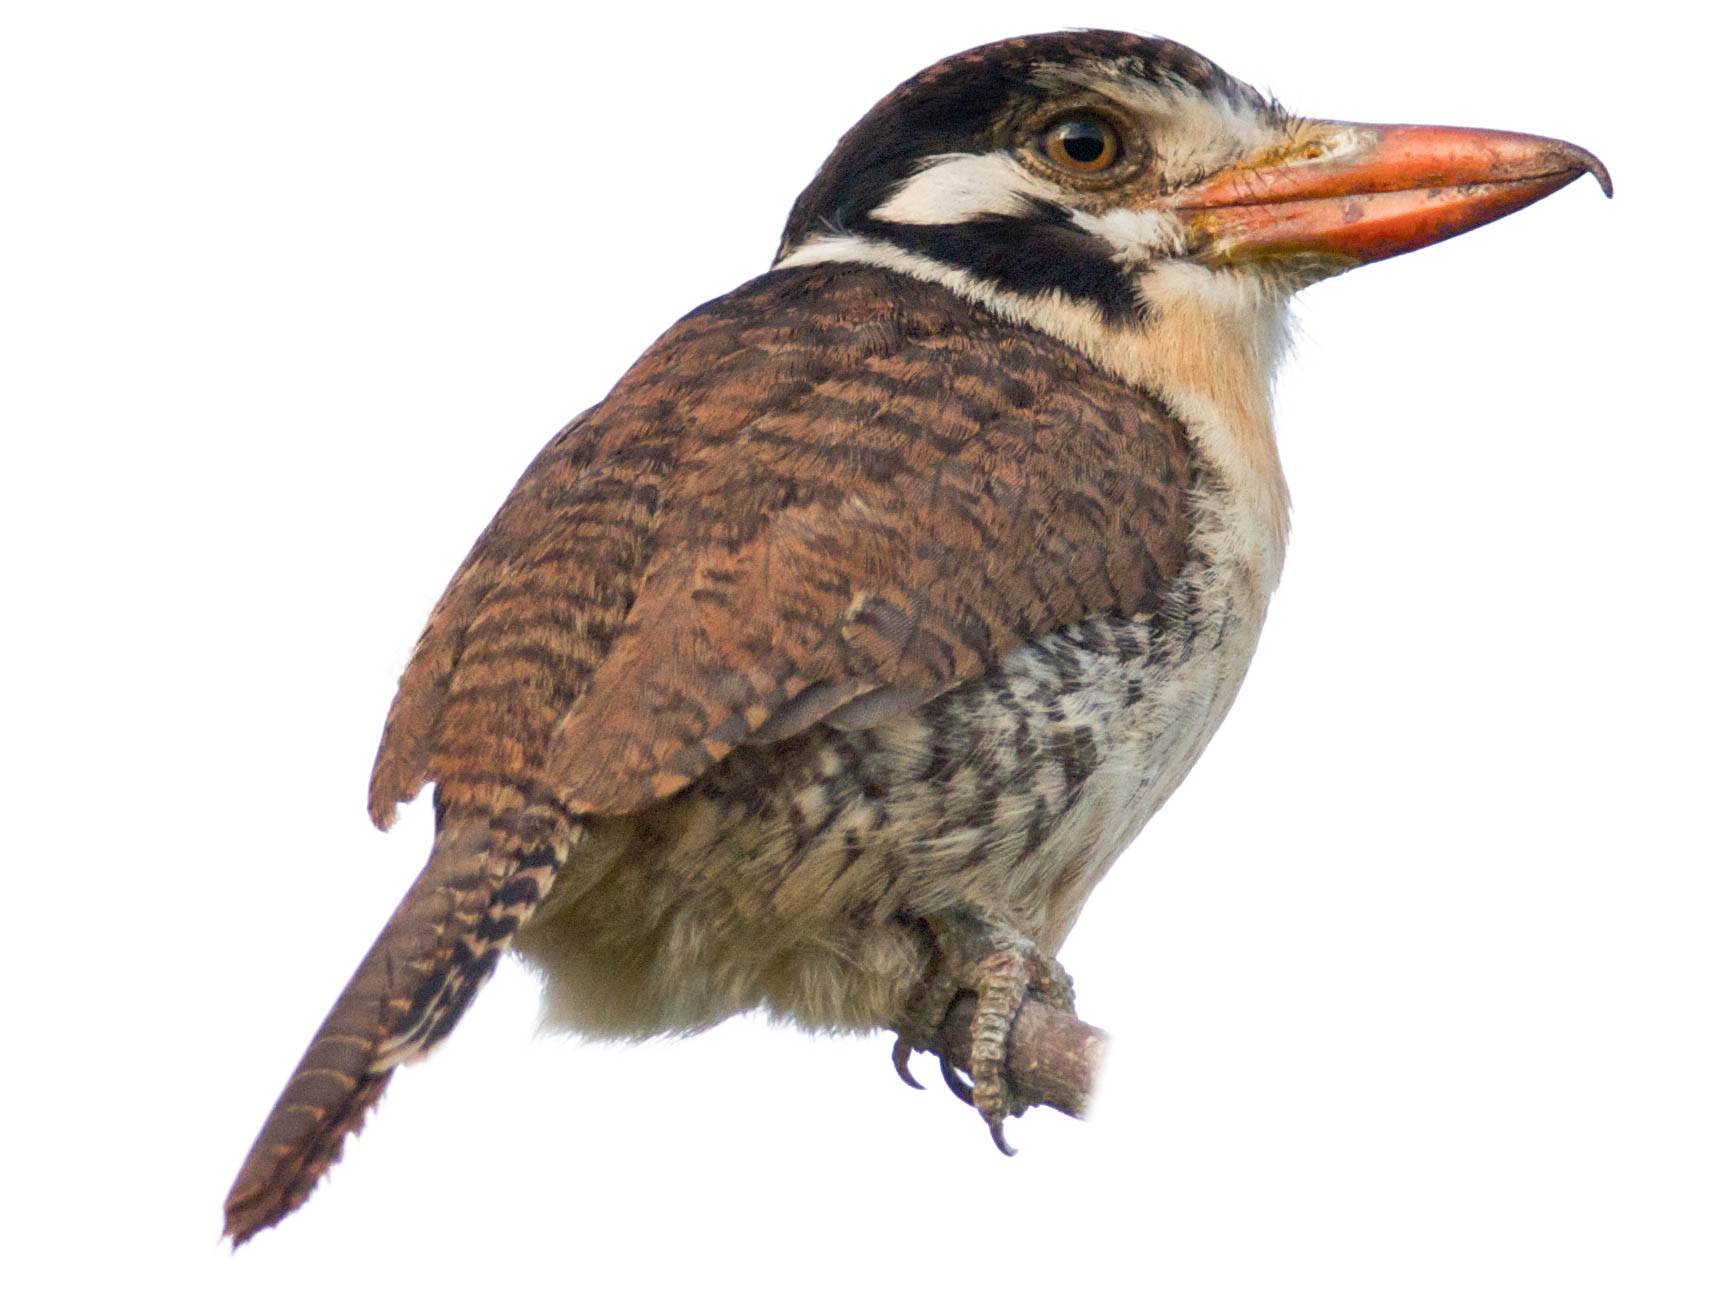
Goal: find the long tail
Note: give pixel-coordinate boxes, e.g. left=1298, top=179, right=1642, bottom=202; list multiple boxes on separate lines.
left=224, top=814, right=566, bottom=1245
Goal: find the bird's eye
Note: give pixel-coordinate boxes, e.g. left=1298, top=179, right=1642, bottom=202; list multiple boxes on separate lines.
left=1040, top=115, right=1121, bottom=174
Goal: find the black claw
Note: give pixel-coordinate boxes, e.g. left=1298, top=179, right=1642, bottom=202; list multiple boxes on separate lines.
left=939, top=1055, right=975, bottom=1106
left=891, top=1036, right=924, bottom=1091
left=988, top=1118, right=1018, bottom=1157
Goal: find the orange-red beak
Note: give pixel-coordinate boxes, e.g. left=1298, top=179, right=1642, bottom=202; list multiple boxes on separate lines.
left=1165, top=122, right=1611, bottom=268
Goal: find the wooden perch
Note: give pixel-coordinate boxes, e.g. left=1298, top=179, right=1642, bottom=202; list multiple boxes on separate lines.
left=930, top=996, right=1108, bottom=1119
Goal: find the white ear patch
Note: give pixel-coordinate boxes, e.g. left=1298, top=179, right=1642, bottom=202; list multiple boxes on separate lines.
left=869, top=151, right=1063, bottom=226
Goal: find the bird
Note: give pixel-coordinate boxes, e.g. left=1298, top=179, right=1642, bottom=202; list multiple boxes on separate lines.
left=224, top=28, right=1609, bottom=1244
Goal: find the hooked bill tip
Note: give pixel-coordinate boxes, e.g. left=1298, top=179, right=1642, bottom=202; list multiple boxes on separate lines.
left=1560, top=140, right=1613, bottom=198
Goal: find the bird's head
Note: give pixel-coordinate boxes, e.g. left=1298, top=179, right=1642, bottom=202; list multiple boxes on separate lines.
left=776, top=29, right=1609, bottom=388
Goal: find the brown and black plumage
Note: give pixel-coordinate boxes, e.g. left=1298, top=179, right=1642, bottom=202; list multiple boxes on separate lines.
left=225, top=29, right=1608, bottom=1243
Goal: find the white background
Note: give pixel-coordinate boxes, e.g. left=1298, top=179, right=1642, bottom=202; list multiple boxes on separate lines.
left=3, top=3, right=1715, bottom=1288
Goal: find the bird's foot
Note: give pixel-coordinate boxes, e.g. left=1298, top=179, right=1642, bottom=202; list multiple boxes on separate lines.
left=891, top=910, right=1076, bottom=1154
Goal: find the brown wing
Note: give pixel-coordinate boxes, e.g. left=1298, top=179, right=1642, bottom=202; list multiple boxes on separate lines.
left=370, top=262, right=1194, bottom=827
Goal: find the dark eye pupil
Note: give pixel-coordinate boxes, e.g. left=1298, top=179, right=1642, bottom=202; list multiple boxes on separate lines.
left=1060, top=123, right=1106, bottom=163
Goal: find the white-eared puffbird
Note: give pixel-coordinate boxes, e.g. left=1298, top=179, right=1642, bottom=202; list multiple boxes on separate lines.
left=225, top=29, right=1609, bottom=1244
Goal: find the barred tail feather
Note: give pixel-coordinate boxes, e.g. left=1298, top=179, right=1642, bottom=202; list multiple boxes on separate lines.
left=224, top=814, right=567, bottom=1244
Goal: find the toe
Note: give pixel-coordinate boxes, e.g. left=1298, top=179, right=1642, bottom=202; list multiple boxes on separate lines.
left=891, top=1035, right=924, bottom=1090
left=939, top=1054, right=975, bottom=1105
